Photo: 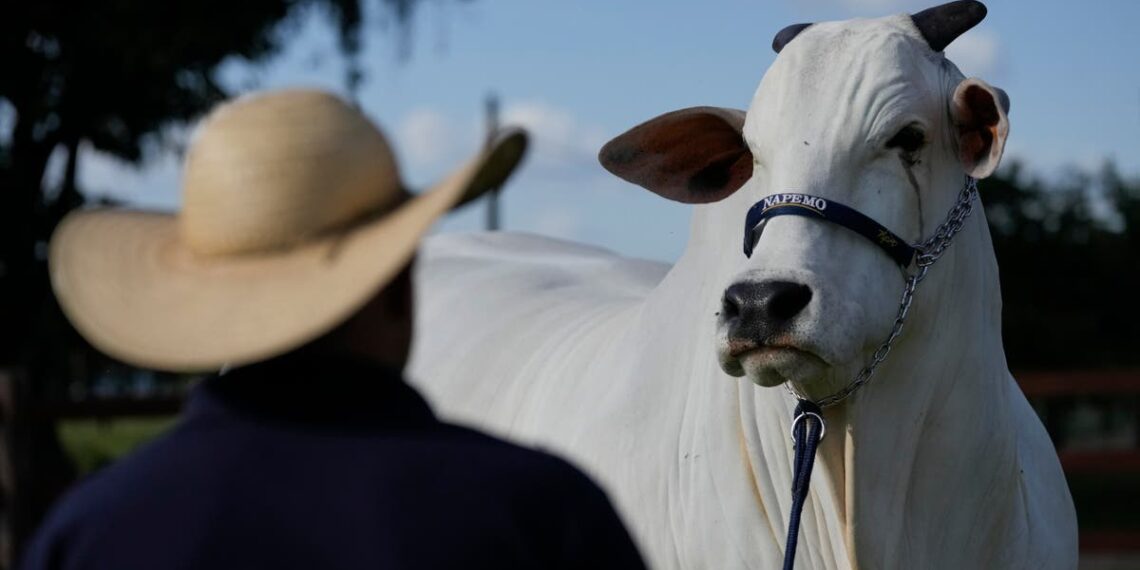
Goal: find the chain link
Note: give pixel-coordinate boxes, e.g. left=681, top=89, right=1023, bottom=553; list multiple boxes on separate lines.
left=786, top=177, right=979, bottom=408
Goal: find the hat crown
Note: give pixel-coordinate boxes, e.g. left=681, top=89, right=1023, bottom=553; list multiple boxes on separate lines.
left=181, top=90, right=401, bottom=256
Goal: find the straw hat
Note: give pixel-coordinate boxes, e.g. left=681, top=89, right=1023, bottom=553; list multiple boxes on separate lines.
left=50, top=89, right=527, bottom=372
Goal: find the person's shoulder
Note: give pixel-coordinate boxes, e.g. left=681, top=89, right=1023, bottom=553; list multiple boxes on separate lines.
left=24, top=417, right=226, bottom=567
left=37, top=419, right=199, bottom=529
left=432, top=425, right=647, bottom=568
left=434, top=423, right=602, bottom=491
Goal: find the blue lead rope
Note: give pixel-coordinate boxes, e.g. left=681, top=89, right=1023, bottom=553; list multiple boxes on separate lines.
left=783, top=400, right=825, bottom=570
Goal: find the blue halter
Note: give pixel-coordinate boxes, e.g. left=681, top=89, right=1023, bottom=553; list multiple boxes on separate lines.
left=743, top=193, right=915, bottom=267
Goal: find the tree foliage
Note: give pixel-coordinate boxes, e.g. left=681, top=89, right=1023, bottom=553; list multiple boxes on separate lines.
left=981, top=161, right=1140, bottom=370
left=0, top=0, right=441, bottom=366
left=0, top=2, right=454, bottom=556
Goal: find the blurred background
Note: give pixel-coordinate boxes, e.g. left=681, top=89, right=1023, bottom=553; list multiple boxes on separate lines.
left=1, top=0, right=1137, bottom=567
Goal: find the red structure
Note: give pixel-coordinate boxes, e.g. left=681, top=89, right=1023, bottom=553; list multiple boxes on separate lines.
left=1017, top=370, right=1140, bottom=553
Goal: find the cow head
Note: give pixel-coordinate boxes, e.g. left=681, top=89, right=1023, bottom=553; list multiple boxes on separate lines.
left=600, top=1, right=1009, bottom=399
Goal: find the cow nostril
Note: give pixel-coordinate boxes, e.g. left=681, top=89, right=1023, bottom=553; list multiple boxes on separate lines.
left=722, top=284, right=745, bottom=320
left=768, top=283, right=813, bottom=322
left=722, top=281, right=811, bottom=334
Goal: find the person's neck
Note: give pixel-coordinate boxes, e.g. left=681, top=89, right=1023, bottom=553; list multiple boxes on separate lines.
left=210, top=351, right=428, bottom=429
left=291, top=331, right=410, bottom=372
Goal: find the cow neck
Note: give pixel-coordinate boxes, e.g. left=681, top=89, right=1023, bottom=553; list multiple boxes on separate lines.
left=770, top=177, right=979, bottom=568
left=802, top=213, right=1024, bottom=568
left=637, top=229, right=791, bottom=568
left=638, top=204, right=837, bottom=568
left=662, top=191, right=1030, bottom=568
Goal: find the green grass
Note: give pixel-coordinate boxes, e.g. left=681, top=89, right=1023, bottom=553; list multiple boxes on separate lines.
left=57, top=417, right=177, bottom=475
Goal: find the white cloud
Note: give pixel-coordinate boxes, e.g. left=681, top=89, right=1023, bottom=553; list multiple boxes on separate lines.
left=945, top=29, right=1002, bottom=78
left=392, top=100, right=609, bottom=183
left=530, top=206, right=584, bottom=240
left=1002, top=139, right=1125, bottom=182
left=501, top=101, right=608, bottom=171
left=396, top=107, right=462, bottom=170
left=77, top=143, right=182, bottom=209
left=395, top=100, right=688, bottom=261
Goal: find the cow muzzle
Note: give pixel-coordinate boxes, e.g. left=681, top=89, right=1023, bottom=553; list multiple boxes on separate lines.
left=721, top=280, right=812, bottom=344
left=717, top=279, right=829, bottom=385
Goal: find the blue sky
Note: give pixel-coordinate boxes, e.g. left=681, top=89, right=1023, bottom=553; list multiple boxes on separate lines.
left=64, top=0, right=1140, bottom=262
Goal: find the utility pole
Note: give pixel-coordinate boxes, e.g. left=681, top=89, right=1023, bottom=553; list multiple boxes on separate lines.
left=484, top=93, right=501, bottom=231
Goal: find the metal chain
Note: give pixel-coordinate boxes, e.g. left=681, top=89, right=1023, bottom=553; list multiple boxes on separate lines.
left=786, top=177, right=979, bottom=408
left=914, top=176, right=979, bottom=273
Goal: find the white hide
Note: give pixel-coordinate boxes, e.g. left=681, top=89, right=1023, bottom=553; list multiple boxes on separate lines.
left=408, top=13, right=1077, bottom=570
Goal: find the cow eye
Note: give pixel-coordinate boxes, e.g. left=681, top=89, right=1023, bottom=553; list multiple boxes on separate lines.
left=886, top=124, right=925, bottom=154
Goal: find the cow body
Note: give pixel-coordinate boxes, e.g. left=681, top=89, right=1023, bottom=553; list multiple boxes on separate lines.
left=409, top=6, right=1077, bottom=569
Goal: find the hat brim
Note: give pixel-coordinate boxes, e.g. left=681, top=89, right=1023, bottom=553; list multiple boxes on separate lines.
left=50, top=129, right=528, bottom=372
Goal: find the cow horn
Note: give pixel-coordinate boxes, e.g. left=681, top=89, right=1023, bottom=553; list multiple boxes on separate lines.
left=772, top=23, right=812, bottom=53
left=911, top=1, right=988, bottom=52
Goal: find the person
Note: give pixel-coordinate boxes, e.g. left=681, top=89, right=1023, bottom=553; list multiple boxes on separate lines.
left=22, top=89, right=646, bottom=570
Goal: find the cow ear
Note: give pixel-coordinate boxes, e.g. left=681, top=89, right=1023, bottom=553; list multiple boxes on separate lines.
left=951, top=78, right=1010, bottom=178
left=599, top=107, right=753, bottom=204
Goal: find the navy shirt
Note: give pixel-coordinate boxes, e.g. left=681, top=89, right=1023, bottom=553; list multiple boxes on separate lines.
left=22, top=356, right=646, bottom=569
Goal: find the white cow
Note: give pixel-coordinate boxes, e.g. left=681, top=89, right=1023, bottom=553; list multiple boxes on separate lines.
left=409, top=2, right=1078, bottom=568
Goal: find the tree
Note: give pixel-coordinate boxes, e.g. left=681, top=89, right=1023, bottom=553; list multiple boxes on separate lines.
left=0, top=1, right=458, bottom=561
left=0, top=0, right=413, bottom=365
left=981, top=161, right=1140, bottom=370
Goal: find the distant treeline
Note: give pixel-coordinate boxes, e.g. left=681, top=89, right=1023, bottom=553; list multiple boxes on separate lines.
left=981, top=161, right=1140, bottom=370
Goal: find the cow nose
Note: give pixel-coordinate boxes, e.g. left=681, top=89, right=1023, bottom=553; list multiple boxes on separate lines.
left=722, top=280, right=813, bottom=334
